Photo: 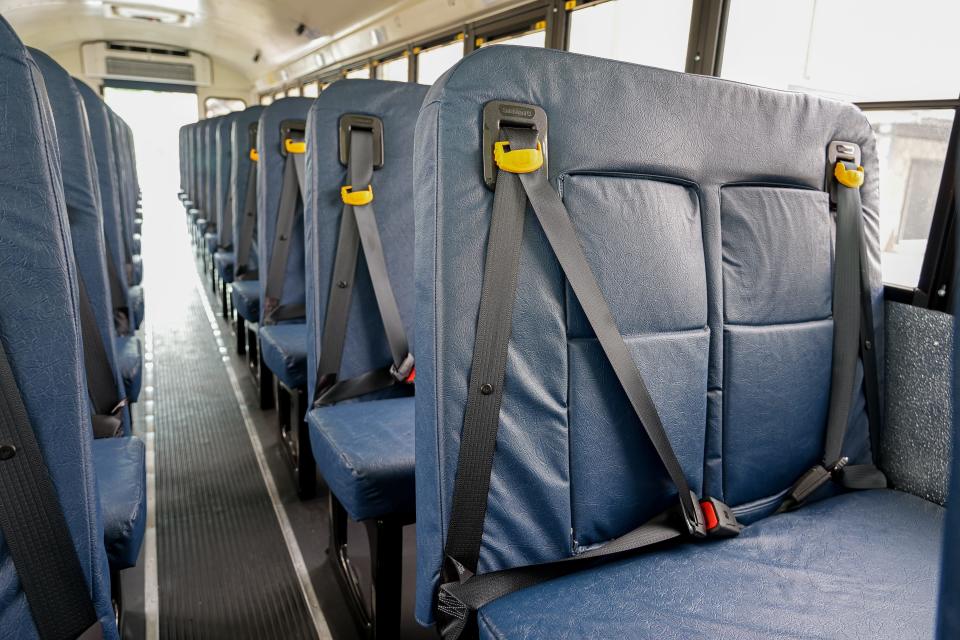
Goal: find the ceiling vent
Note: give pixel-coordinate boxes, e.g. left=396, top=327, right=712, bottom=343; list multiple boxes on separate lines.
left=104, top=2, right=194, bottom=26
left=82, top=41, right=212, bottom=86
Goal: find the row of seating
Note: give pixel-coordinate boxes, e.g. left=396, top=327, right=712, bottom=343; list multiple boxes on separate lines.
left=0, top=17, right=147, bottom=639
left=177, top=46, right=956, bottom=639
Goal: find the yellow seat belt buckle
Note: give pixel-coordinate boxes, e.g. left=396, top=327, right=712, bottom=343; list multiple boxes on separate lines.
left=834, top=162, right=864, bottom=189
left=249, top=148, right=259, bottom=162
left=494, top=141, right=544, bottom=174
left=285, top=138, right=306, bottom=155
left=341, top=184, right=374, bottom=206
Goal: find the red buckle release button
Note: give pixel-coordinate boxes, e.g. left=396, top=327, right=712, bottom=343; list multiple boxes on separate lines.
left=700, top=500, right=719, bottom=531
left=405, top=367, right=416, bottom=384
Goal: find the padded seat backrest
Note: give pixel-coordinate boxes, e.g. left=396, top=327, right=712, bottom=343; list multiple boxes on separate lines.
left=230, top=106, right=264, bottom=268
left=31, top=50, right=128, bottom=433
left=204, top=116, right=219, bottom=223
left=304, top=79, right=429, bottom=406
left=107, top=110, right=135, bottom=256
left=0, top=24, right=116, bottom=636
left=413, top=46, right=882, bottom=624
left=215, top=113, right=237, bottom=247
left=75, top=80, right=133, bottom=315
left=256, top=97, right=313, bottom=322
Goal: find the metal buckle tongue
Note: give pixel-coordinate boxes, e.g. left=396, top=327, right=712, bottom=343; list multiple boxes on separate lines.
left=390, top=353, right=415, bottom=383
left=683, top=490, right=707, bottom=538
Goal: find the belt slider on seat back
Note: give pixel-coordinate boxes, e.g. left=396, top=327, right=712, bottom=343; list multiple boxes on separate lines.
left=481, top=100, right=549, bottom=189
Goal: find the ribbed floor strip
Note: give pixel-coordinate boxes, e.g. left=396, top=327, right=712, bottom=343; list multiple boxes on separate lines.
left=153, top=262, right=318, bottom=639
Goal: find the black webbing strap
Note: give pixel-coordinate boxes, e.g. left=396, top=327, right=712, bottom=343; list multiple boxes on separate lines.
left=103, top=246, right=130, bottom=336
left=263, top=148, right=306, bottom=324
left=218, top=189, right=233, bottom=249
left=234, top=159, right=259, bottom=280
left=778, top=154, right=887, bottom=511
left=76, top=273, right=125, bottom=439
left=312, top=127, right=415, bottom=407
left=0, top=338, right=104, bottom=640
left=436, top=128, right=704, bottom=637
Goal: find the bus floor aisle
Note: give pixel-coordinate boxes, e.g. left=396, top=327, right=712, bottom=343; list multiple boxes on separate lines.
left=140, top=192, right=429, bottom=639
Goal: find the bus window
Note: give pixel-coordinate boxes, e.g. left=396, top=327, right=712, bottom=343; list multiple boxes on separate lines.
left=416, top=39, right=464, bottom=85
left=302, top=80, right=320, bottom=97
left=204, top=96, right=245, bottom=118
left=720, top=0, right=960, bottom=102
left=568, top=0, right=691, bottom=72
left=286, top=86, right=301, bottom=97
left=480, top=27, right=545, bottom=49
left=865, top=109, right=954, bottom=288
left=259, top=94, right=273, bottom=106
left=273, top=90, right=285, bottom=101
left=346, top=66, right=370, bottom=79
left=377, top=55, right=409, bottom=82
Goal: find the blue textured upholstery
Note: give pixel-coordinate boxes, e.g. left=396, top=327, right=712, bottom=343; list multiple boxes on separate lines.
left=31, top=49, right=130, bottom=434
left=256, top=98, right=313, bottom=323
left=231, top=279, right=261, bottom=323
left=205, top=231, right=218, bottom=256
left=414, top=46, right=891, bottom=625
left=307, top=397, right=415, bottom=521
left=0, top=21, right=117, bottom=636
left=203, top=117, right=219, bottom=227
left=214, top=114, right=237, bottom=247
left=129, top=284, right=144, bottom=330
left=74, top=80, right=134, bottom=322
left=114, top=335, right=143, bottom=403
left=108, top=111, right=137, bottom=264
left=215, top=250, right=235, bottom=283
left=229, top=107, right=264, bottom=275
left=938, top=296, right=960, bottom=638
left=259, top=322, right=308, bottom=389
left=193, top=119, right=209, bottom=213
left=479, top=490, right=943, bottom=640
left=92, top=437, right=146, bottom=570
left=129, top=253, right=143, bottom=286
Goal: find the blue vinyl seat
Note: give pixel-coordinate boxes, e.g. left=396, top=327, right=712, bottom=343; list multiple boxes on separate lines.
left=0, top=19, right=119, bottom=634
left=228, top=106, right=265, bottom=283
left=129, top=284, right=144, bottom=330
left=215, top=250, right=235, bottom=283
left=115, top=334, right=143, bottom=403
left=129, top=253, right=143, bottom=286
left=259, top=322, right=309, bottom=389
left=205, top=231, right=218, bottom=256
left=92, top=436, right=147, bottom=570
left=307, top=396, right=415, bottom=521
left=413, top=46, right=946, bottom=637
left=232, top=279, right=261, bottom=322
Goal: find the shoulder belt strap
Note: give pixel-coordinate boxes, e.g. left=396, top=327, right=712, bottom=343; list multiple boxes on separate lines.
left=76, top=272, right=125, bottom=438
left=263, top=142, right=307, bottom=324
left=234, top=157, right=259, bottom=280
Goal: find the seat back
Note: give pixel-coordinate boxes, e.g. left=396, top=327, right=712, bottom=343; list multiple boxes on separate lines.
left=107, top=110, right=136, bottom=258
left=413, top=46, right=882, bottom=623
left=189, top=121, right=200, bottom=206
left=215, top=113, right=237, bottom=246
left=31, top=49, right=129, bottom=433
left=939, top=294, right=960, bottom=638
left=230, top=106, right=264, bottom=269
left=75, top=80, right=133, bottom=314
left=304, top=79, right=429, bottom=406
left=204, top=116, right=220, bottom=226
left=256, top=97, right=313, bottom=322
left=0, top=23, right=116, bottom=636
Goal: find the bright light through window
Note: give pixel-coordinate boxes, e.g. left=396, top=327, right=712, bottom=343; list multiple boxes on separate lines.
left=346, top=67, right=370, bottom=79
left=417, top=40, right=464, bottom=85
left=568, top=0, right=692, bottom=71
left=203, top=96, right=245, bottom=118
left=273, top=91, right=285, bottom=101
left=260, top=95, right=273, bottom=106
left=378, top=56, right=409, bottom=82
left=721, top=0, right=960, bottom=102
left=302, top=81, right=320, bottom=98
left=481, top=29, right=545, bottom=48
left=864, top=109, right=954, bottom=288
left=286, top=86, right=301, bottom=97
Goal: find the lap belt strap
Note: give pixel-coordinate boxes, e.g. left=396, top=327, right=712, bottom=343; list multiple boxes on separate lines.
left=263, top=143, right=306, bottom=324
left=103, top=244, right=130, bottom=336
left=313, top=126, right=415, bottom=407
left=234, top=159, right=259, bottom=280
left=218, top=190, right=233, bottom=249
left=0, top=338, right=104, bottom=640
left=436, top=127, right=735, bottom=638
left=76, top=273, right=125, bottom=438
left=778, top=145, right=886, bottom=512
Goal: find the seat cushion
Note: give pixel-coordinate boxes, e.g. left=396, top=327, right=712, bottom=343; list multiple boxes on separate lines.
left=129, top=253, right=143, bottom=286
left=93, top=436, right=147, bottom=570
left=477, top=490, right=944, bottom=640
left=205, top=231, right=218, bottom=256
left=114, top=334, right=143, bottom=403
left=307, top=396, right=415, bottom=521
left=131, top=233, right=141, bottom=255
left=259, top=322, right=308, bottom=389
left=231, top=279, right=260, bottom=322
left=129, top=284, right=144, bottom=330
left=214, top=250, right=235, bottom=283
left=195, top=217, right=208, bottom=234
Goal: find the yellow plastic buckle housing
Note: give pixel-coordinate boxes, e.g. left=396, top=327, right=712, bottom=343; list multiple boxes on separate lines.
left=285, top=139, right=306, bottom=155
left=249, top=148, right=259, bottom=162
left=834, top=162, right=864, bottom=189
left=494, top=141, right=544, bottom=174
left=341, top=185, right=374, bottom=206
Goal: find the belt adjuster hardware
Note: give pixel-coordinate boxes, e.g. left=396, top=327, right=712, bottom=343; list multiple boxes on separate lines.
left=390, top=353, right=416, bottom=384
left=494, top=141, right=544, bottom=174
left=699, top=497, right=743, bottom=537
left=284, top=138, right=306, bottom=155
left=249, top=148, right=259, bottom=162
left=341, top=184, right=374, bottom=206
left=834, top=162, right=864, bottom=189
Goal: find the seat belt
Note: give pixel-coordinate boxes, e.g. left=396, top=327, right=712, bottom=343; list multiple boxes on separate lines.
left=312, top=125, right=415, bottom=407
left=435, top=125, right=739, bottom=639
left=777, top=142, right=887, bottom=512
left=0, top=337, right=105, bottom=640
left=218, top=189, right=233, bottom=250
left=234, top=150, right=259, bottom=281
left=76, top=273, right=126, bottom=439
left=103, top=242, right=130, bottom=336
left=263, top=135, right=308, bottom=324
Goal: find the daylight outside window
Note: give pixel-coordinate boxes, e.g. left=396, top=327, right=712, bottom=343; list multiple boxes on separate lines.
left=377, top=56, right=409, bottom=82
left=416, top=39, right=464, bottom=85
left=480, top=28, right=545, bottom=49
left=568, top=0, right=692, bottom=72
left=345, top=66, right=370, bottom=79
left=302, top=81, right=320, bottom=97
left=204, top=96, right=246, bottom=118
